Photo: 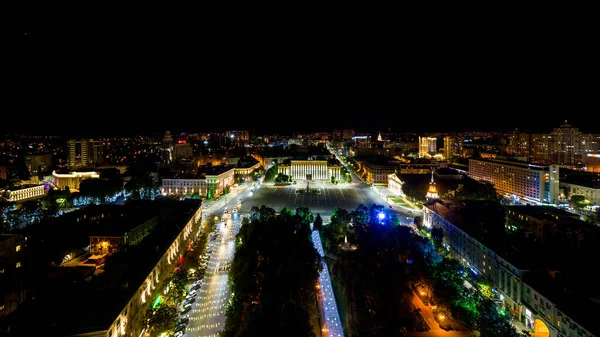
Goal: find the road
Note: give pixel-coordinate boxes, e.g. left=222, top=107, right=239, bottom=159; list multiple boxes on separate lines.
left=183, top=186, right=248, bottom=337
left=408, top=293, right=474, bottom=337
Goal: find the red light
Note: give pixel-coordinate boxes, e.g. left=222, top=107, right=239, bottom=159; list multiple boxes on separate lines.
left=178, top=140, right=187, bottom=144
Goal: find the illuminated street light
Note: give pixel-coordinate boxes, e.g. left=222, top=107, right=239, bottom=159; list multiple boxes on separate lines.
left=378, top=212, right=385, bottom=220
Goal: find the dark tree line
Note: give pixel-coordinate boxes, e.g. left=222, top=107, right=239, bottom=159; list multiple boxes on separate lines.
left=223, top=205, right=322, bottom=337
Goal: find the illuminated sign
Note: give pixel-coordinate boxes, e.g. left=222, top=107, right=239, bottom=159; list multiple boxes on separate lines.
left=178, top=140, right=187, bottom=144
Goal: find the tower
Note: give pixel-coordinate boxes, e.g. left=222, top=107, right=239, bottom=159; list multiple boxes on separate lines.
left=426, top=170, right=439, bottom=201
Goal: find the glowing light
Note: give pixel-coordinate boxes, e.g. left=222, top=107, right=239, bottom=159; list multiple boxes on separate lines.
left=378, top=212, right=385, bottom=220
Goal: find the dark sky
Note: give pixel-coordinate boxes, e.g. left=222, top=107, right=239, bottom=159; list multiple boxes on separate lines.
left=6, top=3, right=598, bottom=137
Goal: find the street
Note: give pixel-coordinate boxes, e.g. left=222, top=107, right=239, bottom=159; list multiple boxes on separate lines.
left=182, top=186, right=248, bottom=337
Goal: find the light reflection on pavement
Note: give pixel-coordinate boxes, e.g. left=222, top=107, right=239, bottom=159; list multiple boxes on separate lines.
left=183, top=209, right=240, bottom=337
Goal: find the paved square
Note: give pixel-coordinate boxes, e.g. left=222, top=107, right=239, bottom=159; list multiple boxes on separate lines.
left=238, top=183, right=377, bottom=218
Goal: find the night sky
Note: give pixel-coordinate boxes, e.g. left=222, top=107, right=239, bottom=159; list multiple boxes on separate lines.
left=6, top=3, right=598, bottom=136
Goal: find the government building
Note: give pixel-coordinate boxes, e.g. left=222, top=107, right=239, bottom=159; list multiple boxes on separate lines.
left=277, top=160, right=341, bottom=181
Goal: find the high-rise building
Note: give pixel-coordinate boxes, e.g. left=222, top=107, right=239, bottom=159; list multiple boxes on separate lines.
left=419, top=137, right=437, bottom=158
left=530, top=134, right=553, bottom=164
left=443, top=136, right=464, bottom=160
left=507, top=130, right=531, bottom=159
left=67, top=139, right=103, bottom=169
left=551, top=120, right=582, bottom=166
left=172, top=141, right=193, bottom=162
left=469, top=158, right=559, bottom=204
left=0, top=234, right=30, bottom=317
left=25, top=153, right=52, bottom=176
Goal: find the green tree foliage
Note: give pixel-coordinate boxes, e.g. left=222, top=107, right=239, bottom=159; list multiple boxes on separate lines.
left=79, top=178, right=123, bottom=199
left=570, top=195, right=588, bottom=209
left=264, top=163, right=278, bottom=182
left=223, top=206, right=322, bottom=337
left=145, top=303, right=178, bottom=336
left=325, top=205, right=423, bottom=336
left=445, top=176, right=498, bottom=201
left=167, top=268, right=189, bottom=305
left=313, top=213, right=323, bottom=231
left=414, top=215, right=424, bottom=231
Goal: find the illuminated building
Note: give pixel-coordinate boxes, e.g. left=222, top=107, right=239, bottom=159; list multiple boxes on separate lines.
left=233, top=161, right=261, bottom=181
left=425, top=170, right=439, bottom=201
left=468, top=158, right=559, bottom=204
left=418, top=137, right=437, bottom=158
left=421, top=200, right=598, bottom=337
left=161, top=165, right=235, bottom=197
left=5, top=184, right=46, bottom=202
left=0, top=166, right=6, bottom=180
left=25, top=153, right=52, bottom=176
left=443, top=135, right=464, bottom=160
left=278, top=160, right=341, bottom=181
left=68, top=139, right=103, bottom=169
left=585, top=153, right=600, bottom=172
left=387, top=173, right=404, bottom=196
left=355, top=160, right=395, bottom=185
left=52, top=170, right=100, bottom=191
left=173, top=141, right=193, bottom=162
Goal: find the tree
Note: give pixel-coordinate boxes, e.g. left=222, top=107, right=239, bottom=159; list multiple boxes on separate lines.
left=431, top=226, right=445, bottom=249
left=167, top=268, right=189, bottom=305
left=331, top=175, right=336, bottom=184
left=414, top=215, right=424, bottom=231
left=145, top=303, right=178, bottom=336
left=570, top=195, right=588, bottom=210
left=313, top=213, right=323, bottom=231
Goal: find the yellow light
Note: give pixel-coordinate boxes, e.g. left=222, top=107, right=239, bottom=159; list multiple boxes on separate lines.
left=439, top=315, right=445, bottom=320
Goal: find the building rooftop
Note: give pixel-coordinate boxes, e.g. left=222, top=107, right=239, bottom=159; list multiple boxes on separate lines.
left=197, top=164, right=235, bottom=176
left=523, top=271, right=600, bottom=336
left=425, top=199, right=543, bottom=270
left=7, top=199, right=202, bottom=336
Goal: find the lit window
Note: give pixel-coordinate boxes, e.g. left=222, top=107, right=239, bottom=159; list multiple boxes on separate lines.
left=16, top=262, right=21, bottom=268
left=16, top=245, right=21, bottom=252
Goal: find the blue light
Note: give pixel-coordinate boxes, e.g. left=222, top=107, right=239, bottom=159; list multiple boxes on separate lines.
left=378, top=212, right=385, bottom=220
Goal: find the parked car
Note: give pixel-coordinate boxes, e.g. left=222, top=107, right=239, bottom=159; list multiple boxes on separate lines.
left=180, top=302, right=192, bottom=314
left=177, top=315, right=189, bottom=326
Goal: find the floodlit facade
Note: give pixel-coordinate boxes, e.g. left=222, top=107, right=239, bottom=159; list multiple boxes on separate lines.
left=278, top=160, right=341, bottom=181
left=161, top=167, right=235, bottom=197
left=6, top=185, right=46, bottom=202
left=468, top=159, right=559, bottom=204
left=419, top=137, right=437, bottom=158
left=52, top=171, right=100, bottom=191
left=387, top=173, right=404, bottom=196
left=68, top=139, right=103, bottom=169
left=106, top=203, right=202, bottom=337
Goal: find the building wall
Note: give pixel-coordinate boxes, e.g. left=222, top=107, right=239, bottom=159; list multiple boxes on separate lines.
left=585, top=153, right=600, bottom=173
left=419, top=137, right=437, bottom=158
left=52, top=171, right=100, bottom=191
left=106, top=204, right=202, bottom=337
left=206, top=168, right=235, bottom=195
left=234, top=162, right=261, bottom=180
left=387, top=173, right=404, bottom=195
left=7, top=185, right=47, bottom=202
left=422, top=202, right=593, bottom=337
left=161, top=178, right=208, bottom=196
left=468, top=159, right=559, bottom=204
left=68, top=139, right=103, bottom=169
left=0, top=235, right=28, bottom=317
left=559, top=181, right=600, bottom=206
left=356, top=160, right=395, bottom=185
left=287, top=160, right=332, bottom=181
left=0, top=166, right=6, bottom=180
left=25, top=154, right=52, bottom=176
